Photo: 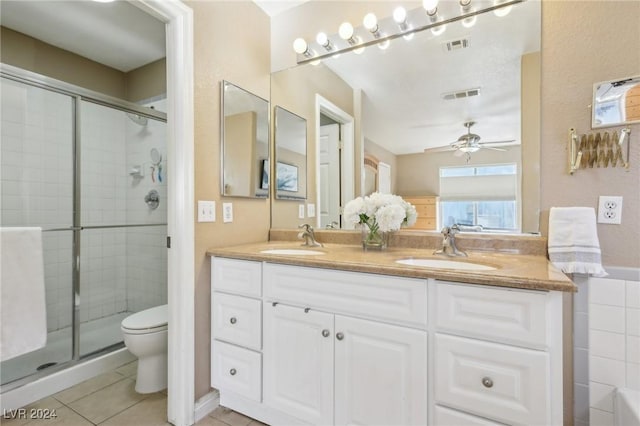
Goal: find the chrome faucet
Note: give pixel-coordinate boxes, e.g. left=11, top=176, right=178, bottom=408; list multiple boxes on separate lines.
left=434, top=225, right=467, bottom=257
left=298, top=224, right=323, bottom=247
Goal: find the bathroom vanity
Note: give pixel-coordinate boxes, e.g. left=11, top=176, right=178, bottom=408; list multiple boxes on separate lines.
left=208, top=241, right=575, bottom=426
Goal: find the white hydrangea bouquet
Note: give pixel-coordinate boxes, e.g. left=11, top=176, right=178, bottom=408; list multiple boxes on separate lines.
left=343, top=192, right=417, bottom=250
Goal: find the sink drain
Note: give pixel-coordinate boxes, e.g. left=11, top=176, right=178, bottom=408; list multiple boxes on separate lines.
left=36, top=362, right=57, bottom=371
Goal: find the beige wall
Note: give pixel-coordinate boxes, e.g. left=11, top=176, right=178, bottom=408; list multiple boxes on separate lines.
left=540, top=0, right=640, bottom=267
left=1, top=26, right=127, bottom=99
left=126, top=58, right=167, bottom=102
left=1, top=27, right=165, bottom=102
left=364, top=138, right=398, bottom=194
left=271, top=63, right=354, bottom=228
left=189, top=0, right=271, bottom=399
left=521, top=52, right=541, bottom=233
left=396, top=146, right=522, bottom=196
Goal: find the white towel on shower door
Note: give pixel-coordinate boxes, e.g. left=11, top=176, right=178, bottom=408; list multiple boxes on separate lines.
left=548, top=207, right=607, bottom=277
left=1, top=227, right=47, bottom=361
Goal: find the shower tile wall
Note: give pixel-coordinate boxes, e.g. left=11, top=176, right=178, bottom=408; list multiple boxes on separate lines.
left=80, top=99, right=167, bottom=323
left=1, top=77, right=167, bottom=335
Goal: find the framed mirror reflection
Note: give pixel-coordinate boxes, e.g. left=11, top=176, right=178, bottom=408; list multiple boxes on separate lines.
left=270, top=0, right=541, bottom=233
left=221, top=80, right=270, bottom=198
left=592, top=75, right=640, bottom=129
left=274, top=106, right=307, bottom=200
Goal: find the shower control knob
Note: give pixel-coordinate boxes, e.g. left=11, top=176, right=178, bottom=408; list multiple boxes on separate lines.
left=229, top=368, right=237, bottom=376
left=229, top=317, right=237, bottom=324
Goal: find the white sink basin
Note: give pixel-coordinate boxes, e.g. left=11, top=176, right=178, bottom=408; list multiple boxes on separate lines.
left=260, top=249, right=325, bottom=255
left=395, top=258, right=497, bottom=271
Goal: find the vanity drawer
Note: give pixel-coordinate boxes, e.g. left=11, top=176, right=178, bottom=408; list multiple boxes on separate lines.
left=211, top=257, right=262, bottom=297
left=211, top=340, right=261, bottom=402
left=264, top=263, right=427, bottom=329
left=434, top=405, right=504, bottom=426
left=435, top=333, right=549, bottom=426
left=435, top=281, right=548, bottom=348
left=212, top=292, right=261, bottom=350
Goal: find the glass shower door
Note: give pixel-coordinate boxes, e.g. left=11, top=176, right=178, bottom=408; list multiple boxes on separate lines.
left=0, top=77, right=75, bottom=385
left=78, top=100, right=167, bottom=357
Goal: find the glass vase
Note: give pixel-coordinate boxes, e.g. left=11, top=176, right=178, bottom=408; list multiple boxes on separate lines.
left=361, top=222, right=389, bottom=250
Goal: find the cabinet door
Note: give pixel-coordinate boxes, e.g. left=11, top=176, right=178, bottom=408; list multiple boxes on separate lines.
left=334, top=316, right=428, bottom=426
left=263, top=303, right=334, bottom=425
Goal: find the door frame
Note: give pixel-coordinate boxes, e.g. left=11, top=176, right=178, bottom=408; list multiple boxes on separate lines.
left=315, top=95, right=354, bottom=229
left=133, top=1, right=194, bottom=425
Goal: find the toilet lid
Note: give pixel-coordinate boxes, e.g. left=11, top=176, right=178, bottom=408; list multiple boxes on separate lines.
left=122, top=304, right=168, bottom=330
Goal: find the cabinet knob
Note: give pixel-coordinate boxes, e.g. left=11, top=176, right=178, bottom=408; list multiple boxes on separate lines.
left=229, top=317, right=237, bottom=324
left=336, top=332, right=344, bottom=341
left=229, top=368, right=237, bottom=376
left=322, top=329, right=330, bottom=337
left=482, top=377, right=493, bottom=388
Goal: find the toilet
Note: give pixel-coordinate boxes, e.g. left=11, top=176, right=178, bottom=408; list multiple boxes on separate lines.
left=121, top=304, right=168, bottom=393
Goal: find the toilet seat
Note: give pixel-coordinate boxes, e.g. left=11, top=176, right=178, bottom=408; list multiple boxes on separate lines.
left=122, top=304, right=168, bottom=334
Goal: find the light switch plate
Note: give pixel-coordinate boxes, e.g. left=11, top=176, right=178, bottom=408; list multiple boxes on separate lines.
left=197, top=200, right=215, bottom=222
left=222, top=202, right=233, bottom=223
left=298, top=204, right=305, bottom=219
left=307, top=203, right=316, bottom=218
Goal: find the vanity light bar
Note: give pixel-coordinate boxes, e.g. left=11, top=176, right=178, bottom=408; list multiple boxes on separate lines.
left=293, top=0, right=524, bottom=65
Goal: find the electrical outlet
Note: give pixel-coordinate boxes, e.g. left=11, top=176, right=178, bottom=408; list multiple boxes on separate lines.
left=298, top=204, right=306, bottom=219
left=197, top=200, right=215, bottom=222
left=222, top=202, right=233, bottom=223
left=597, top=196, right=623, bottom=224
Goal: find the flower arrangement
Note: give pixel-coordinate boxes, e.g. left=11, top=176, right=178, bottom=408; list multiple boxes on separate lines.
left=344, top=192, right=417, bottom=249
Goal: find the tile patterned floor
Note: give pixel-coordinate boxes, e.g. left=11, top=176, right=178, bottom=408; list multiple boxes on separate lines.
left=1, top=361, right=266, bottom=426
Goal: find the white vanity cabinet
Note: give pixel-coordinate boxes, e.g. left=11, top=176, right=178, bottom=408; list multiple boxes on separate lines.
left=210, top=257, right=564, bottom=426
left=263, top=302, right=428, bottom=426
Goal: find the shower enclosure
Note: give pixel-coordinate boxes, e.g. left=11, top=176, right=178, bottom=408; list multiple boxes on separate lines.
left=0, top=64, right=168, bottom=389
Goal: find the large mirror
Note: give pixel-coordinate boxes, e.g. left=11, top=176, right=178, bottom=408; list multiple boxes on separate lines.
left=274, top=106, right=307, bottom=200
left=271, top=0, right=541, bottom=233
left=592, top=75, right=640, bottom=128
left=221, top=80, right=270, bottom=198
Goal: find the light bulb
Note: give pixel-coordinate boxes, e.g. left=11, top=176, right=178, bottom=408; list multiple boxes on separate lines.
left=338, top=22, right=354, bottom=40
left=378, top=40, right=390, bottom=50
left=459, top=0, right=472, bottom=12
left=393, top=6, right=407, bottom=24
left=461, top=15, right=477, bottom=28
left=431, top=24, right=446, bottom=36
left=363, top=13, right=378, bottom=31
left=422, top=0, right=439, bottom=12
left=403, top=32, right=415, bottom=41
left=493, top=0, right=512, bottom=17
left=354, top=45, right=365, bottom=55
left=293, top=38, right=308, bottom=54
left=316, top=32, right=328, bottom=46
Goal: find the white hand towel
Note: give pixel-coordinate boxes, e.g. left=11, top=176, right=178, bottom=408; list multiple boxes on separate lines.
left=1, top=227, right=47, bottom=361
left=548, top=207, right=607, bottom=277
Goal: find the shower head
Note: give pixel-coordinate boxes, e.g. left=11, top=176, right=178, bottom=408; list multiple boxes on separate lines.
left=126, top=113, right=148, bottom=126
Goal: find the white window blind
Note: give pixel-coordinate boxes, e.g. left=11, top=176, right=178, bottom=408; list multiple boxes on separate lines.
left=439, top=164, right=517, bottom=201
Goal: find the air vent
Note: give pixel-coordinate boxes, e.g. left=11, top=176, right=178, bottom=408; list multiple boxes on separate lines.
left=444, top=38, right=470, bottom=52
left=442, top=88, right=481, bottom=101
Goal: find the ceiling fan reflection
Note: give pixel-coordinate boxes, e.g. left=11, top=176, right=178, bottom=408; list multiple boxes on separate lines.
left=423, top=121, right=516, bottom=161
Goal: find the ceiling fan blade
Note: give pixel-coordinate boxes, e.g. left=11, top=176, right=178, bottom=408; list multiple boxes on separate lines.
left=423, top=145, right=455, bottom=153
left=453, top=149, right=466, bottom=157
left=478, top=139, right=517, bottom=146
left=482, top=146, right=507, bottom=152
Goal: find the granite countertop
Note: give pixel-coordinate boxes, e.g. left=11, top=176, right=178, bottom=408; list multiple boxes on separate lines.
left=207, top=240, right=577, bottom=293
